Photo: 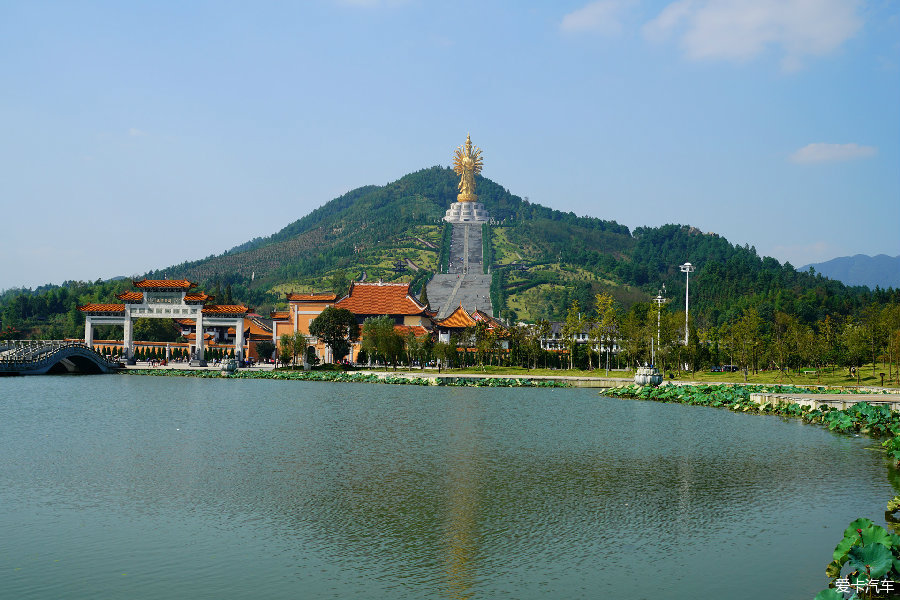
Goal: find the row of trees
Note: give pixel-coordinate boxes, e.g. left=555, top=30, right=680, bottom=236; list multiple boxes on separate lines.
left=553, top=293, right=900, bottom=383
left=265, top=290, right=900, bottom=385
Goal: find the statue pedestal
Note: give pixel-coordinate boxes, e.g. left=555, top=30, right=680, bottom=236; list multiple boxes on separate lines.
left=444, top=202, right=489, bottom=223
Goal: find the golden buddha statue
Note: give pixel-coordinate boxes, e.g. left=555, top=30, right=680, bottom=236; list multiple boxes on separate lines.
left=453, top=134, right=483, bottom=203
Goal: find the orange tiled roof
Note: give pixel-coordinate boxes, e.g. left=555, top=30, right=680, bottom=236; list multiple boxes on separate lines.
left=286, top=292, right=337, bottom=302
left=472, top=309, right=505, bottom=330
left=246, top=318, right=272, bottom=335
left=186, top=332, right=215, bottom=341
left=183, top=292, right=211, bottom=303
left=394, top=325, right=430, bottom=337
left=133, top=279, right=197, bottom=290
left=174, top=318, right=194, bottom=326
left=79, top=303, right=125, bottom=313
left=202, top=304, right=249, bottom=315
left=116, top=291, right=144, bottom=302
left=436, top=305, right=476, bottom=328
left=334, top=282, right=427, bottom=316
left=270, top=311, right=291, bottom=320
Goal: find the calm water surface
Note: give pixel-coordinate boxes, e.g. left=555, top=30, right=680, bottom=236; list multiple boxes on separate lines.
left=0, top=375, right=896, bottom=599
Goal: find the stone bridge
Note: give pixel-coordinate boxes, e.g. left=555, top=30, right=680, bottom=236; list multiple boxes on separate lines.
left=0, top=340, right=122, bottom=375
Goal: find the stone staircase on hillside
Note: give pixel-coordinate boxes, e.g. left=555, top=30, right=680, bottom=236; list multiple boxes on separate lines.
left=425, top=223, right=493, bottom=319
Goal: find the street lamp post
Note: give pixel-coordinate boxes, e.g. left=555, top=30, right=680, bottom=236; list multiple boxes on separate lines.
left=653, top=286, right=667, bottom=367
left=679, top=262, right=695, bottom=346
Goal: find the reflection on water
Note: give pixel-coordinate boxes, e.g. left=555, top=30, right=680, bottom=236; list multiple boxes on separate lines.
left=0, top=376, right=895, bottom=599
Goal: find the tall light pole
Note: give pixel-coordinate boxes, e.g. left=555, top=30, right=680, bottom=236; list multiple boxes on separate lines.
left=653, top=286, right=667, bottom=367
left=679, top=262, right=695, bottom=345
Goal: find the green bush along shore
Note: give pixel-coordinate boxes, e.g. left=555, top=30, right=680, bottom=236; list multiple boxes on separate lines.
left=123, top=368, right=570, bottom=387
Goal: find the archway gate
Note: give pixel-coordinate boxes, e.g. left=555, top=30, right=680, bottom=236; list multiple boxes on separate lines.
left=79, top=279, right=248, bottom=365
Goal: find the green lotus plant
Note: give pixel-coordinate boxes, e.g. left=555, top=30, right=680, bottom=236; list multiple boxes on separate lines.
left=816, top=519, right=899, bottom=599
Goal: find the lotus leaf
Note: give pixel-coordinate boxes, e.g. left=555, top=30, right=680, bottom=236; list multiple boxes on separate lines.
left=834, top=535, right=857, bottom=562
left=813, top=589, right=845, bottom=600
left=843, top=519, right=875, bottom=539
left=825, top=559, right=844, bottom=578
left=847, top=543, right=894, bottom=578
left=859, top=525, right=892, bottom=548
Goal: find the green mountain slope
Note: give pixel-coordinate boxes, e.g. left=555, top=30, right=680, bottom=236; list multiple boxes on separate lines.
left=2, top=167, right=897, bottom=339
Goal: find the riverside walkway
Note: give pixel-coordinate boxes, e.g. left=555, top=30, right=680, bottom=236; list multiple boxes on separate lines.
left=749, top=391, right=900, bottom=411
left=121, top=362, right=630, bottom=387
left=352, top=370, right=629, bottom=387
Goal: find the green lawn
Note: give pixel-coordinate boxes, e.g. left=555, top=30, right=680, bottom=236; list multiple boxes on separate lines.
left=668, top=366, right=898, bottom=388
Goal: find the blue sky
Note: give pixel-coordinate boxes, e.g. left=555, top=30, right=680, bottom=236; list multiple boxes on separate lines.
left=1, top=0, right=897, bottom=290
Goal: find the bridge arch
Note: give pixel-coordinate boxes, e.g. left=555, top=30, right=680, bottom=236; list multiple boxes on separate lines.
left=0, top=342, right=120, bottom=376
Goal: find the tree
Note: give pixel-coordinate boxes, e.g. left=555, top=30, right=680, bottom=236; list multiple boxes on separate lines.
left=362, top=315, right=399, bottom=369
left=619, top=304, right=648, bottom=369
left=361, top=316, right=401, bottom=368
left=534, top=320, right=551, bottom=368
left=419, top=285, right=430, bottom=310
left=330, top=270, right=350, bottom=299
left=309, top=307, right=359, bottom=363
left=291, top=332, right=307, bottom=365
left=471, top=321, right=492, bottom=368
left=882, top=304, right=900, bottom=383
left=506, top=324, right=527, bottom=367
left=819, top=314, right=845, bottom=373
left=686, top=324, right=702, bottom=375
left=433, top=341, right=453, bottom=370
left=561, top=300, right=584, bottom=370
left=772, top=312, right=796, bottom=375
left=256, top=339, right=276, bottom=362
left=133, top=318, right=178, bottom=342
left=590, top=292, right=618, bottom=374
left=280, top=333, right=297, bottom=367
left=861, top=303, right=885, bottom=377
left=843, top=322, right=868, bottom=384
left=734, top=308, right=762, bottom=379
left=404, top=331, right=421, bottom=368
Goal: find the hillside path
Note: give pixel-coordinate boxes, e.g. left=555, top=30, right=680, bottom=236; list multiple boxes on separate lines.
left=426, top=223, right=493, bottom=318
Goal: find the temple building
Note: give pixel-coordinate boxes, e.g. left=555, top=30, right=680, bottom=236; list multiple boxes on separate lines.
left=434, top=305, right=506, bottom=347
left=271, top=281, right=435, bottom=363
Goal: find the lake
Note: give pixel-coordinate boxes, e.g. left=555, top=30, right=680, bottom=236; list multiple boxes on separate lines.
left=0, top=375, right=895, bottom=599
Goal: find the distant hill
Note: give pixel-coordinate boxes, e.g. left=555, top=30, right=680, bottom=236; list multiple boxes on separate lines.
left=802, top=254, right=900, bottom=290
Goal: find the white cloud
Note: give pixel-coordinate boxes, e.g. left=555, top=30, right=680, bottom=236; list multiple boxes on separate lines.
left=128, top=128, right=146, bottom=137
left=561, top=0, right=633, bottom=35
left=643, top=0, right=862, bottom=69
left=790, top=142, right=877, bottom=164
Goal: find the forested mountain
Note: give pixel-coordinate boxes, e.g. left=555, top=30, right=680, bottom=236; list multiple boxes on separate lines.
left=2, top=166, right=896, bottom=341
left=802, top=254, right=900, bottom=290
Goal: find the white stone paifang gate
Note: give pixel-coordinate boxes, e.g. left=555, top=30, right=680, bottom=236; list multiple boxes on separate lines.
left=79, top=279, right=248, bottom=365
